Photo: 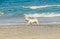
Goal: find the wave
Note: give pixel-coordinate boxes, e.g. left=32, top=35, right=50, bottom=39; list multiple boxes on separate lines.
left=24, top=12, right=60, bottom=17
left=0, top=12, right=4, bottom=16
left=22, top=5, right=60, bottom=9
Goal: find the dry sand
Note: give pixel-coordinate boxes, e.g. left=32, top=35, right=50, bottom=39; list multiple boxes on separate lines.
left=0, top=25, right=60, bottom=39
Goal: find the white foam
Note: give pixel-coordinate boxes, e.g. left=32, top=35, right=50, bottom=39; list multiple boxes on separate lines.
left=22, top=5, right=60, bottom=9
left=0, top=12, right=4, bottom=16
left=39, top=22, right=60, bottom=25
left=24, top=13, right=60, bottom=17
left=23, top=6, right=47, bottom=9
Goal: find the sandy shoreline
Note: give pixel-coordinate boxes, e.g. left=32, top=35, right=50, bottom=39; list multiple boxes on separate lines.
left=0, top=25, right=60, bottom=39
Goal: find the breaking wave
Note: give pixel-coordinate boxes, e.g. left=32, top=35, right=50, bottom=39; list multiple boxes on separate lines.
left=24, top=12, right=60, bottom=17
left=22, top=5, right=60, bottom=9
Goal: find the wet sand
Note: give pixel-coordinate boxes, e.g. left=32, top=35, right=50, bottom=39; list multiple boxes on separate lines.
left=0, top=25, right=60, bottom=39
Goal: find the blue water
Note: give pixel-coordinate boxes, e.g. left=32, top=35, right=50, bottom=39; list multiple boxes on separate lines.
left=0, top=0, right=60, bottom=25
left=0, top=0, right=60, bottom=16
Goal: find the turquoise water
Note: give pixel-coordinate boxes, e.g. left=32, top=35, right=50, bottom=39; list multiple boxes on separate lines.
left=0, top=0, right=60, bottom=25
left=0, top=0, right=60, bottom=16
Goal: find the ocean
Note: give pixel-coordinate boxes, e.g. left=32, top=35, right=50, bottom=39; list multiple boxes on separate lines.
left=0, top=0, right=60, bottom=25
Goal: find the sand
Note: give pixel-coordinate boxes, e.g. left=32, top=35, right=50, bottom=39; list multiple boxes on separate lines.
left=0, top=25, right=60, bottom=39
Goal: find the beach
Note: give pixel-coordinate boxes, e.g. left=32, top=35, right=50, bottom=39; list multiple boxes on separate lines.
left=0, top=0, right=60, bottom=39
left=0, top=15, right=60, bottom=39
left=0, top=25, right=60, bottom=39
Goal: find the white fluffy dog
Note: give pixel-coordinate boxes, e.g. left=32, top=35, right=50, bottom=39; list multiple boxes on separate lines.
left=25, top=15, right=39, bottom=25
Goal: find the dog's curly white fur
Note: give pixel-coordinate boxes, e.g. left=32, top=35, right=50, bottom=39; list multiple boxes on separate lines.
left=25, top=15, right=39, bottom=25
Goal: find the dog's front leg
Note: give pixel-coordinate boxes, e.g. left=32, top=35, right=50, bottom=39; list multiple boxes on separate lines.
left=27, top=21, right=30, bottom=25
left=37, top=21, right=39, bottom=26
